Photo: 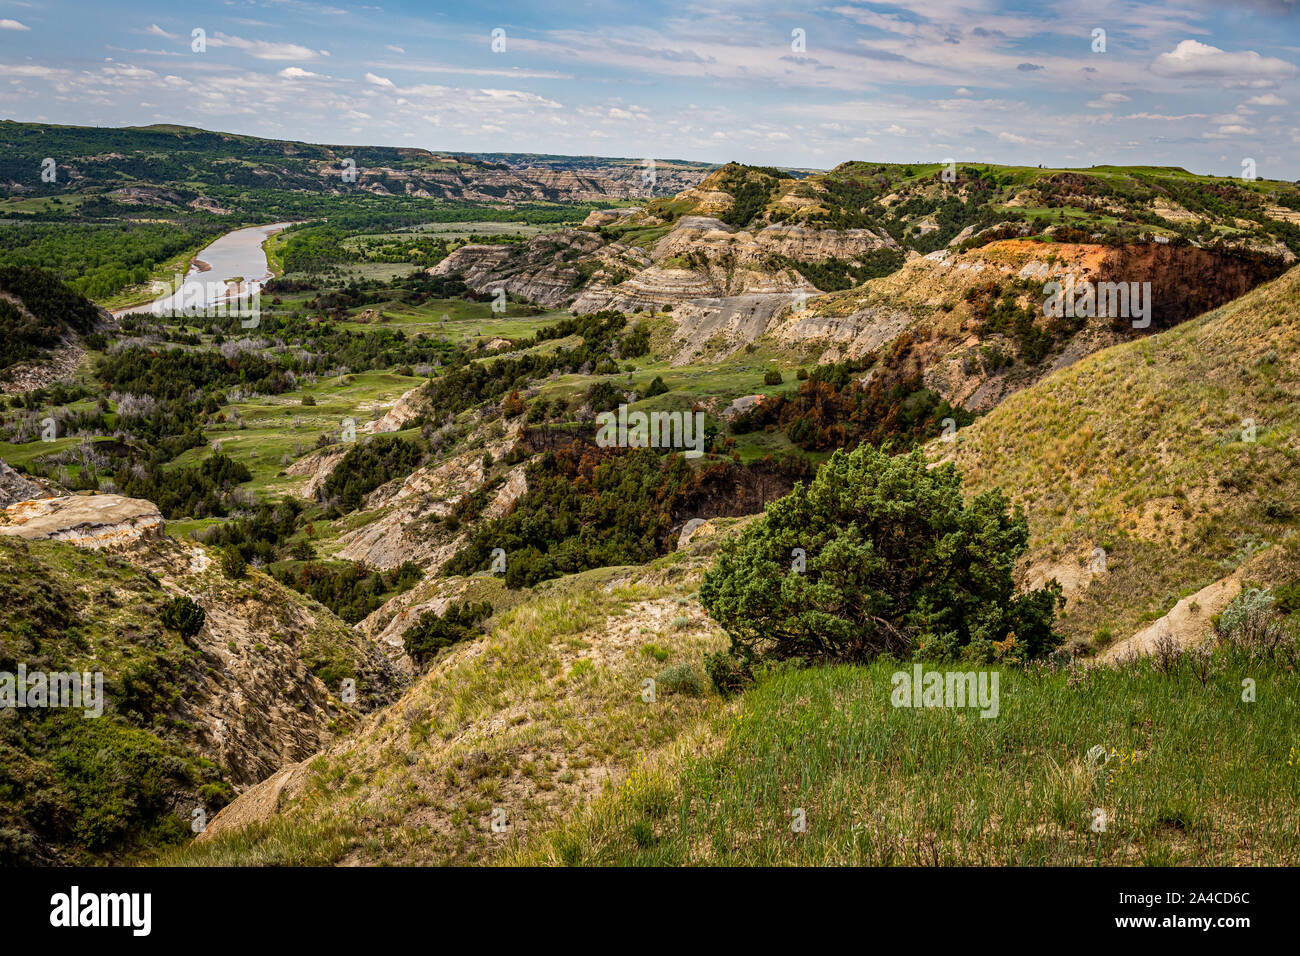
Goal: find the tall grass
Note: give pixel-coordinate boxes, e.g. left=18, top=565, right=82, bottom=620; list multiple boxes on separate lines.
left=519, top=647, right=1300, bottom=865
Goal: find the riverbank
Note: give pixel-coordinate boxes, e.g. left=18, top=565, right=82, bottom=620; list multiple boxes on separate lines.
left=108, top=222, right=297, bottom=318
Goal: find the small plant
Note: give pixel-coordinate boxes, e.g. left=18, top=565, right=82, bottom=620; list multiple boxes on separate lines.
left=704, top=649, right=751, bottom=696
left=1150, top=631, right=1183, bottom=674
left=655, top=662, right=704, bottom=696
left=1217, top=587, right=1293, bottom=662
left=218, top=546, right=247, bottom=580
left=160, top=596, right=205, bottom=639
left=763, top=369, right=784, bottom=386
left=639, top=643, right=670, bottom=663
left=643, top=376, right=669, bottom=398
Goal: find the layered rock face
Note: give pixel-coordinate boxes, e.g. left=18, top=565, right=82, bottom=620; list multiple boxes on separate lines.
left=0, top=494, right=163, bottom=548
left=365, top=384, right=427, bottom=435
left=433, top=213, right=899, bottom=316
left=652, top=217, right=897, bottom=270
left=309, top=161, right=704, bottom=204
left=334, top=425, right=526, bottom=572
left=772, top=237, right=1288, bottom=411
left=0, top=459, right=53, bottom=508
left=430, top=230, right=624, bottom=309
left=169, top=550, right=399, bottom=788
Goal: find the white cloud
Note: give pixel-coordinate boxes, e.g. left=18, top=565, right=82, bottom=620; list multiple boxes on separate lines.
left=1087, top=93, right=1131, bottom=108
left=368, top=60, right=572, bottom=80
left=386, top=45, right=405, bottom=54
left=1152, top=40, right=1298, bottom=82
left=0, top=19, right=30, bottom=31
left=208, top=33, right=324, bottom=61
left=365, top=72, right=395, bottom=88
left=1246, top=93, right=1287, bottom=106
left=0, top=63, right=58, bottom=77
left=144, top=24, right=177, bottom=40
left=279, top=67, right=322, bottom=79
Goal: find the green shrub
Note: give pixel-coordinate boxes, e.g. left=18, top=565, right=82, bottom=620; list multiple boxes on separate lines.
left=704, top=649, right=751, bottom=696
left=656, top=662, right=704, bottom=696
left=218, top=545, right=247, bottom=580
left=639, top=643, right=670, bottom=663
left=1273, top=581, right=1300, bottom=616
left=1216, top=587, right=1294, bottom=661
left=643, top=375, right=670, bottom=398
left=699, top=444, right=1063, bottom=666
left=403, top=600, right=493, bottom=667
left=1218, top=587, right=1273, bottom=636
left=763, top=370, right=784, bottom=386
left=160, top=596, right=206, bottom=639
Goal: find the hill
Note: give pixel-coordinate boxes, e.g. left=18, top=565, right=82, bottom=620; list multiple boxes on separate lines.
left=0, top=120, right=701, bottom=205
left=435, top=159, right=1300, bottom=315
left=938, top=262, right=1300, bottom=648
left=167, top=266, right=1300, bottom=868
left=0, top=265, right=106, bottom=386
left=0, top=501, right=401, bottom=864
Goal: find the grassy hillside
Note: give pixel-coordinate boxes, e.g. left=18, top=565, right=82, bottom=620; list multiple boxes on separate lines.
left=518, top=653, right=1300, bottom=865
left=0, top=537, right=230, bottom=864
left=619, top=159, right=1300, bottom=256
left=940, top=263, right=1300, bottom=644
left=0, top=531, right=398, bottom=865
left=156, top=553, right=729, bottom=866
left=161, top=256, right=1300, bottom=870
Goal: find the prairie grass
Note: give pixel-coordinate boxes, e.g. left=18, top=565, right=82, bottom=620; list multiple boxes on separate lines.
left=517, top=648, right=1300, bottom=866
left=155, top=568, right=727, bottom=866
left=943, top=265, right=1300, bottom=643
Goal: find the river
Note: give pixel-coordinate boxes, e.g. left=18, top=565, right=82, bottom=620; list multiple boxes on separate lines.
left=115, top=222, right=294, bottom=318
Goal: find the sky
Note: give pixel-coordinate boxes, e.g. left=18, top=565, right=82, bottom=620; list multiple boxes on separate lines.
left=1, top=0, right=1298, bottom=178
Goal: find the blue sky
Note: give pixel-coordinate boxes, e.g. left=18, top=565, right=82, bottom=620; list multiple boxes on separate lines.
left=2, top=0, right=1298, bottom=177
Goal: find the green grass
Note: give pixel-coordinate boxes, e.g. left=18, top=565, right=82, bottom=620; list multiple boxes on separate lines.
left=163, top=369, right=428, bottom=497
left=338, top=297, right=567, bottom=342
left=943, top=264, right=1300, bottom=643
left=153, top=565, right=726, bottom=866
left=518, top=650, right=1300, bottom=865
